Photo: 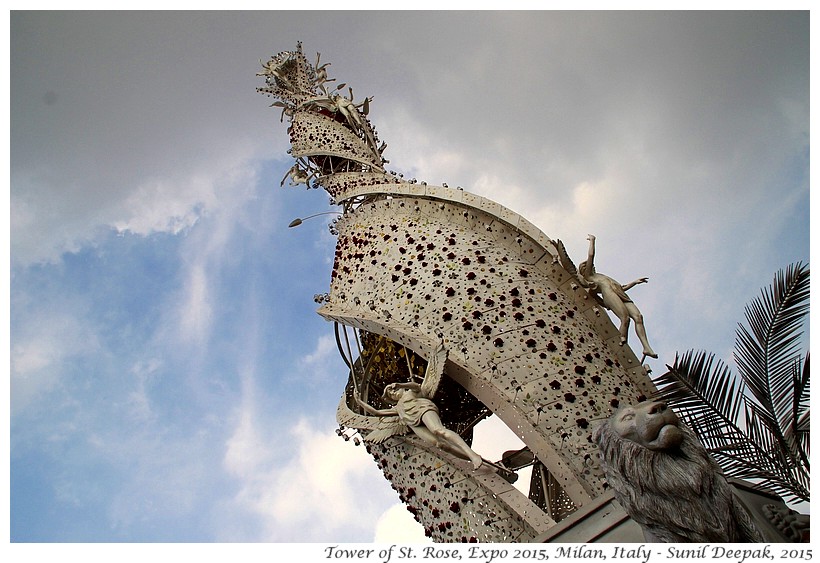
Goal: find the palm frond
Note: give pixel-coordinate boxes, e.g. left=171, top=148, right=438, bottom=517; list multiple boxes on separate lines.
left=744, top=402, right=791, bottom=471
left=790, top=354, right=810, bottom=462
left=656, top=352, right=787, bottom=486
left=654, top=263, right=810, bottom=503
left=796, top=410, right=810, bottom=459
left=655, top=351, right=747, bottom=450
left=734, top=262, right=809, bottom=433
left=733, top=262, right=810, bottom=501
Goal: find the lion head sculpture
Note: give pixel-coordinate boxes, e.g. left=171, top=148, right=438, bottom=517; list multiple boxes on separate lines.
left=593, top=400, right=763, bottom=543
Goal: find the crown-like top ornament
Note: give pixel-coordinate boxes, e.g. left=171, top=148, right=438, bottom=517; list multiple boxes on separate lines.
left=257, top=43, right=388, bottom=194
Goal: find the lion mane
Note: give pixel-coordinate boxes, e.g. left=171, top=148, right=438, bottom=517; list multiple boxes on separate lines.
left=594, top=403, right=763, bottom=543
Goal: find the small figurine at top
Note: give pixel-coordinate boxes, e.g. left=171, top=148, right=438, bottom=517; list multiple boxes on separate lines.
left=579, top=234, right=658, bottom=359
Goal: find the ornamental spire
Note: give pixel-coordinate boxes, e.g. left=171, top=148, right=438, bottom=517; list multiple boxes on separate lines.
left=257, top=43, right=387, bottom=195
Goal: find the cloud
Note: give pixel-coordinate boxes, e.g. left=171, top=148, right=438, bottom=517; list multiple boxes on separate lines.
left=10, top=149, right=264, bottom=267
left=298, top=334, right=336, bottom=368
left=11, top=11, right=282, bottom=266
left=215, top=339, right=395, bottom=542
left=111, top=179, right=211, bottom=237
left=222, top=412, right=395, bottom=542
left=373, top=504, right=430, bottom=543
left=295, top=334, right=338, bottom=387
left=151, top=163, right=262, bottom=354
left=10, top=301, right=101, bottom=415
left=174, top=261, right=214, bottom=348
left=125, top=358, right=164, bottom=424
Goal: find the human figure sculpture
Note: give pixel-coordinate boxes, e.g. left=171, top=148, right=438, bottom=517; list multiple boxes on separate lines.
left=257, top=57, right=296, bottom=92
left=297, top=89, right=379, bottom=156
left=594, top=401, right=763, bottom=542
left=356, top=383, right=484, bottom=470
left=280, top=163, right=314, bottom=187
left=579, top=235, right=658, bottom=359
left=314, top=52, right=335, bottom=92
left=330, top=93, right=369, bottom=130
left=354, top=343, right=484, bottom=470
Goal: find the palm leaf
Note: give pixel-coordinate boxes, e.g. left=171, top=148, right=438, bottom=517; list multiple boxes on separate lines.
left=655, top=263, right=810, bottom=503
left=656, top=354, right=773, bottom=482
left=733, top=263, right=809, bottom=498
left=790, top=354, right=810, bottom=462
left=734, top=262, right=809, bottom=435
left=744, top=401, right=810, bottom=501
left=655, top=351, right=748, bottom=451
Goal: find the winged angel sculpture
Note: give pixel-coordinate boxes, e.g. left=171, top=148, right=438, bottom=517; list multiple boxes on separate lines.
left=355, top=342, right=485, bottom=470
left=555, top=235, right=658, bottom=361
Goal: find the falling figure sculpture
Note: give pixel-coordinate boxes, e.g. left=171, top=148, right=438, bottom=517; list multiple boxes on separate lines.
left=356, top=383, right=484, bottom=470
left=579, top=235, right=658, bottom=359
left=353, top=342, right=484, bottom=470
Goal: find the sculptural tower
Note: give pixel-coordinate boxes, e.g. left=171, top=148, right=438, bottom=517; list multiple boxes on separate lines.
left=258, top=44, right=658, bottom=542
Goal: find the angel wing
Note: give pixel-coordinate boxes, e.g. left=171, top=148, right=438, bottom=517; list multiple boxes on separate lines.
left=419, top=340, right=448, bottom=399
left=554, top=239, right=595, bottom=290
left=554, top=239, right=578, bottom=275
left=363, top=416, right=409, bottom=444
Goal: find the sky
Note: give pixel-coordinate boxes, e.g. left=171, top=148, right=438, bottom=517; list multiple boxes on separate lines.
left=8, top=10, right=811, bottom=545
